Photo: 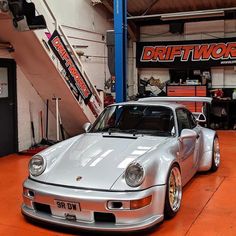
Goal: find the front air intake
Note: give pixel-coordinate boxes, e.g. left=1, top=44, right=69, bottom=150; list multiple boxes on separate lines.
left=34, top=202, right=52, bottom=215
left=94, top=212, right=116, bottom=223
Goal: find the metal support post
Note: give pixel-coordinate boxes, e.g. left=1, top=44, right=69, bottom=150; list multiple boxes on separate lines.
left=52, top=97, right=61, bottom=142
left=114, top=0, right=127, bottom=102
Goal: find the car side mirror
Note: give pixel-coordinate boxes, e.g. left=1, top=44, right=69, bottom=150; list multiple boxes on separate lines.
left=196, top=113, right=206, bottom=123
left=179, top=129, right=197, bottom=142
left=83, top=122, right=91, bottom=133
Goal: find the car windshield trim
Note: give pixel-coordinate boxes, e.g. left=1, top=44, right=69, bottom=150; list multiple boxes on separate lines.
left=89, top=104, right=176, bottom=137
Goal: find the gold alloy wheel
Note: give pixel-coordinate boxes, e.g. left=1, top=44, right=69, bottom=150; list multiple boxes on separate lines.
left=214, top=137, right=221, bottom=167
left=168, top=167, right=182, bottom=212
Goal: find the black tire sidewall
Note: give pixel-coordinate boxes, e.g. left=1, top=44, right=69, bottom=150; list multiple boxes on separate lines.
left=211, top=136, right=220, bottom=172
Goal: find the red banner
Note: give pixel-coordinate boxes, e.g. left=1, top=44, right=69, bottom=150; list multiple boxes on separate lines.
left=48, top=30, right=92, bottom=102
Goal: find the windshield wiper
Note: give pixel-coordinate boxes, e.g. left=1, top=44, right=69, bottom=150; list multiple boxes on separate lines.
left=148, top=130, right=172, bottom=136
left=126, top=130, right=171, bottom=137
left=107, top=128, right=122, bottom=135
left=123, top=129, right=138, bottom=136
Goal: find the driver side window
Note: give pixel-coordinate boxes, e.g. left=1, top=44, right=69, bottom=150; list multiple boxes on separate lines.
left=176, top=109, right=191, bottom=135
left=188, top=112, right=197, bottom=129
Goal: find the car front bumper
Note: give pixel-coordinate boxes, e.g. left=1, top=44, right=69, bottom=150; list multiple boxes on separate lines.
left=22, top=178, right=166, bottom=232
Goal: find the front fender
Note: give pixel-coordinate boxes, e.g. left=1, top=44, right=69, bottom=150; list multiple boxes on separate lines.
left=29, top=134, right=82, bottom=182
left=111, top=138, right=180, bottom=191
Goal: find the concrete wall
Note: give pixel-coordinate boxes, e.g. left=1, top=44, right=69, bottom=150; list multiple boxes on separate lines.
left=46, top=0, right=112, bottom=91
left=131, top=19, right=236, bottom=93
left=0, top=50, right=56, bottom=151
left=17, top=66, right=57, bottom=151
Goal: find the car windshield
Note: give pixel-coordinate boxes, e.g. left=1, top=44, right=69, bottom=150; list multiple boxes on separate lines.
left=90, top=105, right=175, bottom=137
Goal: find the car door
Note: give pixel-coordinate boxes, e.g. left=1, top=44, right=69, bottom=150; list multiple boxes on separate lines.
left=176, top=108, right=197, bottom=183
left=186, top=110, right=203, bottom=172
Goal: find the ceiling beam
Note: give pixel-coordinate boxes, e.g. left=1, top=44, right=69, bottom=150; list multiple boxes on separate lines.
left=102, top=0, right=139, bottom=41
left=101, top=0, right=113, bottom=13
left=142, top=0, right=159, bottom=16
left=127, top=7, right=236, bottom=20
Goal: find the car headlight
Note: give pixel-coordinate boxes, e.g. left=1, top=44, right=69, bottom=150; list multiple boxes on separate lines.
left=29, top=155, right=46, bottom=176
left=125, top=162, right=145, bottom=187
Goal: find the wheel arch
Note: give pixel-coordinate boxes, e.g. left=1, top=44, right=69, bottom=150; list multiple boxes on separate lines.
left=164, top=161, right=181, bottom=184
left=198, top=128, right=217, bottom=171
left=164, top=161, right=182, bottom=219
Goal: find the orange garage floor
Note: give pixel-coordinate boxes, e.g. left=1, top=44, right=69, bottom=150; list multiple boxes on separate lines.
left=0, top=131, right=236, bottom=236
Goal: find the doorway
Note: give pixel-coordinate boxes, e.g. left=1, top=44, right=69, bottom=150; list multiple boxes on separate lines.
left=0, top=59, right=17, bottom=157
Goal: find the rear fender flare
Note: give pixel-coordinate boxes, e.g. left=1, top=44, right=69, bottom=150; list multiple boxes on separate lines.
left=198, top=128, right=216, bottom=171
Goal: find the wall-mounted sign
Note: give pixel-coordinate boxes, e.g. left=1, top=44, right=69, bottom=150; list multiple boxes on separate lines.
left=48, top=30, right=92, bottom=103
left=137, top=38, right=236, bottom=68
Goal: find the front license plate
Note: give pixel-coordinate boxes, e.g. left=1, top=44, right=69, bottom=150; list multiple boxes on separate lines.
left=55, top=200, right=80, bottom=212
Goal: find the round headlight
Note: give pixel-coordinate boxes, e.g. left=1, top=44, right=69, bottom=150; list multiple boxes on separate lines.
left=29, top=155, right=46, bottom=176
left=125, top=162, right=145, bottom=187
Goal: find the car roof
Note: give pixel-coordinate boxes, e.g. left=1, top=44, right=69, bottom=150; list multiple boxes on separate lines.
left=111, top=101, right=185, bottom=110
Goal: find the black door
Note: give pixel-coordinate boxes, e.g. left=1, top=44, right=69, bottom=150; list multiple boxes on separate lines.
left=0, top=59, right=17, bottom=157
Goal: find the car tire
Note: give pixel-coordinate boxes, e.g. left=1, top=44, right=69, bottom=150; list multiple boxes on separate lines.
left=164, top=164, right=182, bottom=219
left=211, top=136, right=220, bottom=172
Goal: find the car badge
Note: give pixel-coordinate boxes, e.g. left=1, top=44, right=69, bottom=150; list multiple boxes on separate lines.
left=76, top=176, right=82, bottom=181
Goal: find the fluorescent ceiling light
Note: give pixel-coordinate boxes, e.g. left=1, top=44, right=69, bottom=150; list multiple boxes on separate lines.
left=161, top=10, right=225, bottom=21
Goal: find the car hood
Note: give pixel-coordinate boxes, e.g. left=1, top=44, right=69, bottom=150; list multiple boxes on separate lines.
left=44, top=133, right=169, bottom=190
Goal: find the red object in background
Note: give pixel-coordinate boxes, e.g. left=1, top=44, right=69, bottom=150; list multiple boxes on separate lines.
left=104, top=94, right=115, bottom=107
left=167, top=85, right=207, bottom=112
left=214, top=89, right=224, bottom=98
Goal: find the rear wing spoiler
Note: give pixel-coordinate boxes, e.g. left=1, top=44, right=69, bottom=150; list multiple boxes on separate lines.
left=138, top=97, right=212, bottom=104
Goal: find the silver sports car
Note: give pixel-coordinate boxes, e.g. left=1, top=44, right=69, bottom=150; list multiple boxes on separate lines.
left=22, top=97, right=220, bottom=232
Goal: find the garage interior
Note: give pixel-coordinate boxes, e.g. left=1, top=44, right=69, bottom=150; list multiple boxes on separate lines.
left=1, top=0, right=236, bottom=235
